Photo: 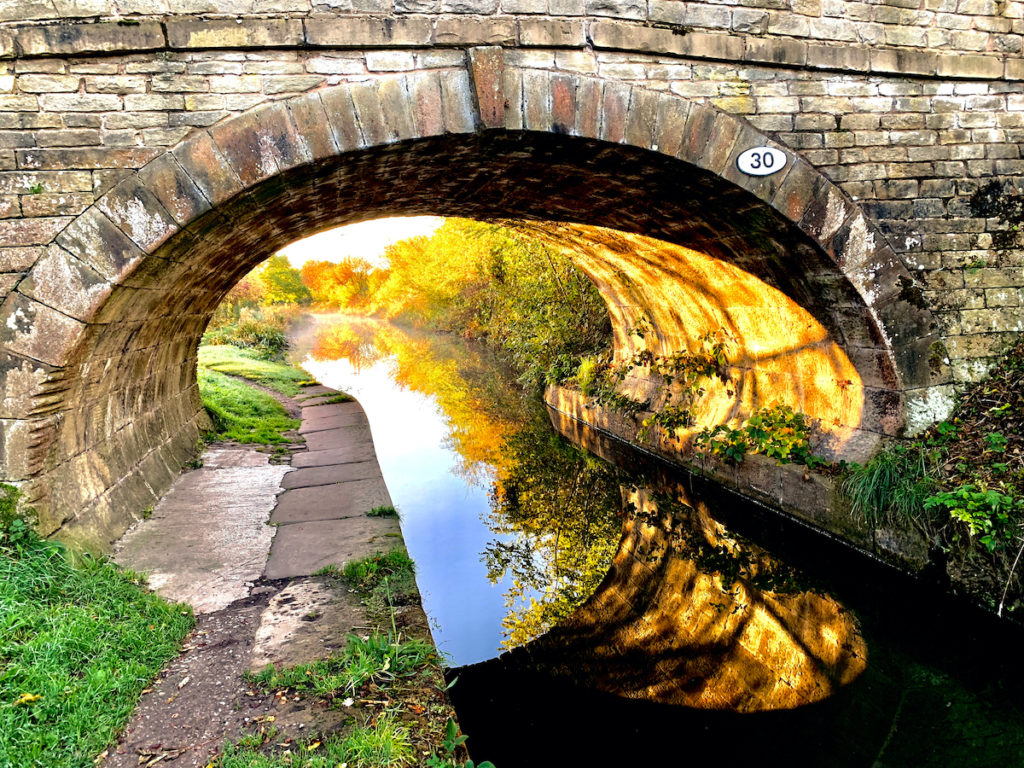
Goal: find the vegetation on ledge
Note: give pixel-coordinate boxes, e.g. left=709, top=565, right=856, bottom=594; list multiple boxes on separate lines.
left=0, top=484, right=193, bottom=768
left=844, top=335, right=1024, bottom=615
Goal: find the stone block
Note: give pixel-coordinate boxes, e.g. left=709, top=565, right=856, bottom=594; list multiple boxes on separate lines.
left=97, top=176, right=180, bottom=253
left=365, top=51, right=416, bottom=72
left=320, top=85, right=365, bottom=151
left=8, top=22, right=164, bottom=59
left=17, top=242, right=110, bottom=322
left=285, top=92, right=339, bottom=162
left=136, top=154, right=211, bottom=227
left=349, top=80, right=389, bottom=145
left=408, top=71, right=445, bottom=137
left=167, top=20, right=304, bottom=49
left=435, top=18, right=516, bottom=46
left=599, top=79, right=630, bottom=143
left=624, top=86, right=658, bottom=150
left=439, top=69, right=475, bottom=134
left=16, top=147, right=160, bottom=170
left=0, top=216, right=70, bottom=246
left=305, top=17, right=433, bottom=47
left=253, top=101, right=314, bottom=172
left=502, top=65, right=524, bottom=130
left=573, top=76, right=601, bottom=138
left=745, top=37, right=807, bottom=67
left=0, top=351, right=53, bottom=419
left=56, top=206, right=145, bottom=282
left=0, top=290, right=85, bottom=367
left=378, top=76, right=417, bottom=141
left=441, top=0, right=499, bottom=10
left=519, top=19, right=585, bottom=47
left=208, top=110, right=278, bottom=188
left=468, top=46, right=505, bottom=130
left=522, top=69, right=552, bottom=132
left=171, top=130, right=244, bottom=207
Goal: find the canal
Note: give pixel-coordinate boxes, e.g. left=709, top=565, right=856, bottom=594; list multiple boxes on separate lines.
left=290, top=313, right=1024, bottom=768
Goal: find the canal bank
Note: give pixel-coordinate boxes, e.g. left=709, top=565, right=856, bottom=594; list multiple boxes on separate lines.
left=103, top=370, right=464, bottom=767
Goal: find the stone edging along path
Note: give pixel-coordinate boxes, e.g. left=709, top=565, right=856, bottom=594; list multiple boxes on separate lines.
left=104, top=383, right=437, bottom=768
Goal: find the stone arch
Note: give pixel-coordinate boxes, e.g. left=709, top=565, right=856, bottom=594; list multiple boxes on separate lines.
left=0, top=57, right=943, bottom=543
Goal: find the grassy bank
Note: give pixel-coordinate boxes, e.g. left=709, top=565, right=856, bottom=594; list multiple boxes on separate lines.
left=221, top=549, right=491, bottom=768
left=0, top=487, right=193, bottom=768
left=197, top=345, right=313, bottom=445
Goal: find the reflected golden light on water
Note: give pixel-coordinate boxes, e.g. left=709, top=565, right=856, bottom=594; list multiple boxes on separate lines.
left=515, top=485, right=868, bottom=712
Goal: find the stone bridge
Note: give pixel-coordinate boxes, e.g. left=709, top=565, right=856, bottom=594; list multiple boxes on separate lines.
left=0, top=0, right=1022, bottom=545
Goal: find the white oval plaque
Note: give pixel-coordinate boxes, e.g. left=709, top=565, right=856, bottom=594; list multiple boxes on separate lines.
left=736, top=146, right=787, bottom=176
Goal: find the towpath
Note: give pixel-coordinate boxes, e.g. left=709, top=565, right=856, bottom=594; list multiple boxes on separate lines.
left=102, top=385, right=416, bottom=768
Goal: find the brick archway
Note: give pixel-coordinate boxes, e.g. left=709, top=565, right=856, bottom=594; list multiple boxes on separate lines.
left=0, top=58, right=942, bottom=543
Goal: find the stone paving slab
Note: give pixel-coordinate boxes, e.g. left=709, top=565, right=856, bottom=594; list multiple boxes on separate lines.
left=292, top=443, right=378, bottom=467
left=271, top=478, right=392, bottom=524
left=303, top=424, right=374, bottom=453
left=298, top=411, right=368, bottom=434
left=280, top=460, right=383, bottom=489
left=264, top=516, right=402, bottom=579
left=114, top=445, right=288, bottom=614
left=301, top=401, right=365, bottom=420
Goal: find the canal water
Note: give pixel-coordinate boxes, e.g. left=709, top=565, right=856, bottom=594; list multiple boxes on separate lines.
left=290, top=314, right=1024, bottom=768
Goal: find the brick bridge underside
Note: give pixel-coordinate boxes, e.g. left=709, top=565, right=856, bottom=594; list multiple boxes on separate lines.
left=0, top=3, right=1021, bottom=546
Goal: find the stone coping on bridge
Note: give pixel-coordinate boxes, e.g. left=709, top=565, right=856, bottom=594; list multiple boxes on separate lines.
left=0, top=16, right=1021, bottom=83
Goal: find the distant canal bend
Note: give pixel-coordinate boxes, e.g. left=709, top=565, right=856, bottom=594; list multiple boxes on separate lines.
left=291, top=314, right=1024, bottom=768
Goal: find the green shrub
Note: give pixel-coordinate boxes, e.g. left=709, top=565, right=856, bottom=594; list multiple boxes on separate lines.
left=696, top=405, right=827, bottom=467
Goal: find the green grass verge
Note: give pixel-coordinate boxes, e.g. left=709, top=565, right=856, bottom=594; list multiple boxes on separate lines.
left=247, top=632, right=435, bottom=698
left=199, top=344, right=311, bottom=397
left=199, top=368, right=300, bottom=444
left=218, top=715, right=415, bottom=768
left=0, top=524, right=193, bottom=768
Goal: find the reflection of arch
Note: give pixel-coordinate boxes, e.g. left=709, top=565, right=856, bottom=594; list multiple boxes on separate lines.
left=0, top=56, right=942, bottom=542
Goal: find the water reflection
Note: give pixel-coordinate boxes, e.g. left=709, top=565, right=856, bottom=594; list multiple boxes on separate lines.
left=294, top=315, right=622, bottom=663
left=294, top=314, right=869, bottom=714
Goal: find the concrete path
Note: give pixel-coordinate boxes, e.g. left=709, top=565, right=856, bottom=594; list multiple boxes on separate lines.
left=263, top=398, right=402, bottom=579
left=104, top=385, right=414, bottom=768
left=114, top=446, right=289, bottom=614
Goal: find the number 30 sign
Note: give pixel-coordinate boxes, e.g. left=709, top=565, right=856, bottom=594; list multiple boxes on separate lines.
left=736, top=147, right=787, bottom=176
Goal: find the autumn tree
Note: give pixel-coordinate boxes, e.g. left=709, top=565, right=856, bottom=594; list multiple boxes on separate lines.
left=257, top=254, right=311, bottom=305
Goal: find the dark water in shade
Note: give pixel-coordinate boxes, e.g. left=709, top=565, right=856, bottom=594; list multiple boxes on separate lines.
left=292, top=315, right=1024, bottom=768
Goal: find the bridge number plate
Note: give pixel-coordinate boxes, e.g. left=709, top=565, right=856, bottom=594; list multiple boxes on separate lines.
left=736, top=147, right=787, bottom=176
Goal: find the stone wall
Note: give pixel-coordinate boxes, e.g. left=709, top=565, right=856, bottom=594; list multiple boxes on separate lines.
left=0, top=3, right=1020, bottom=541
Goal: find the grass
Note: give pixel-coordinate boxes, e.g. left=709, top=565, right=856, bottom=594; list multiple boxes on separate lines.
left=199, top=344, right=312, bottom=397
left=199, top=368, right=300, bottom=444
left=0, top=506, right=193, bottom=768
left=367, top=505, right=399, bottom=518
left=247, top=632, right=435, bottom=699
left=217, top=716, right=414, bottom=768
left=842, top=443, right=939, bottom=529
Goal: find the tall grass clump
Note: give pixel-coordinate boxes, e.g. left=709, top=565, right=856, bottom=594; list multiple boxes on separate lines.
left=0, top=484, right=193, bottom=768
left=842, top=444, right=938, bottom=530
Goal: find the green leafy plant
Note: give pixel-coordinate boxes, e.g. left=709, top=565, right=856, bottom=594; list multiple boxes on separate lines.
left=925, top=484, right=1023, bottom=553
left=696, top=405, right=827, bottom=467
left=425, top=718, right=495, bottom=768
left=367, top=505, right=399, bottom=518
